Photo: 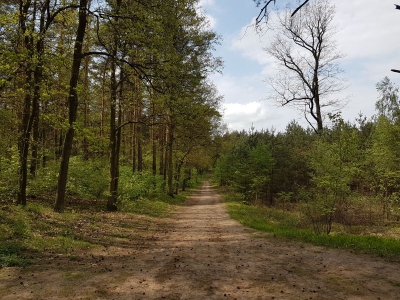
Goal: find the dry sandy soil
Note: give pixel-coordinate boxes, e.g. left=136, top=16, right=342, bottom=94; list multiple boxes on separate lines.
left=1, top=182, right=400, bottom=299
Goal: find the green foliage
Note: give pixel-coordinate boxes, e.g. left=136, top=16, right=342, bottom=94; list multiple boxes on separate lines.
left=0, top=242, right=31, bottom=268
left=226, top=200, right=400, bottom=260
left=0, top=146, right=19, bottom=201
left=375, top=76, right=400, bottom=122
left=369, top=116, right=400, bottom=190
left=29, top=162, right=59, bottom=195
left=118, top=169, right=188, bottom=217
left=215, top=110, right=400, bottom=235
left=118, top=169, right=165, bottom=201
left=368, top=116, right=400, bottom=219
left=67, top=157, right=109, bottom=198
left=270, top=121, right=313, bottom=200
left=214, top=131, right=275, bottom=202
left=304, top=115, right=362, bottom=234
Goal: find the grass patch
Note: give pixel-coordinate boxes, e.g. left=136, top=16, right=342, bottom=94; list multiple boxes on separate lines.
left=0, top=202, right=99, bottom=268
left=226, top=201, right=400, bottom=261
left=0, top=181, right=200, bottom=268
left=120, top=199, right=171, bottom=217
left=0, top=241, right=31, bottom=267
left=119, top=193, right=187, bottom=217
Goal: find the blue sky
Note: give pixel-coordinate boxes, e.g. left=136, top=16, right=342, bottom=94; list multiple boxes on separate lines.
left=199, top=0, right=400, bottom=132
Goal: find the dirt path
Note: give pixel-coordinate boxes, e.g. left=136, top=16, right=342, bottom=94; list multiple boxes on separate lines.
left=1, top=182, right=400, bottom=299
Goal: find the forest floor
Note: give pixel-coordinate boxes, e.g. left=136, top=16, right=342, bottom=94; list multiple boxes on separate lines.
left=1, top=182, right=400, bottom=299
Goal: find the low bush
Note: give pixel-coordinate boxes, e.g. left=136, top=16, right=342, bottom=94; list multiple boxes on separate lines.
left=226, top=195, right=400, bottom=261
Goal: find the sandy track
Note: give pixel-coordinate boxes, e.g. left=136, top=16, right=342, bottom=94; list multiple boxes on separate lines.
left=1, top=181, right=400, bottom=299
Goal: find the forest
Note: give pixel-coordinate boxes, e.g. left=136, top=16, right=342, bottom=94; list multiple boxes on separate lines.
left=1, top=0, right=400, bottom=283
left=0, top=0, right=223, bottom=212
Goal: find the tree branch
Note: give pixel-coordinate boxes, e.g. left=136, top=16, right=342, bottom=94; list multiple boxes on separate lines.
left=255, top=0, right=311, bottom=24
left=291, top=0, right=310, bottom=17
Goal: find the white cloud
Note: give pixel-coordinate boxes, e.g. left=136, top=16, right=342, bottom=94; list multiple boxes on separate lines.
left=222, top=101, right=301, bottom=132
left=212, top=73, right=301, bottom=131
left=229, top=19, right=274, bottom=66
left=335, top=0, right=400, bottom=61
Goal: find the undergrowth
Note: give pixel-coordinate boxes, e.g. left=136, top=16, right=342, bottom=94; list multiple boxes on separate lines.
left=0, top=176, right=200, bottom=268
left=225, top=195, right=400, bottom=261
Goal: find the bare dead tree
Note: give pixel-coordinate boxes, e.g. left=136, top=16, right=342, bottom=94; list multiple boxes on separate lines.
left=266, top=0, right=347, bottom=133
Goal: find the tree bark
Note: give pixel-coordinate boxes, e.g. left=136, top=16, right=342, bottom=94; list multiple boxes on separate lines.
left=17, top=0, right=34, bottom=206
left=30, top=3, right=46, bottom=176
left=83, top=55, right=90, bottom=160
left=151, top=102, right=157, bottom=176
left=107, top=0, right=124, bottom=211
left=167, top=121, right=174, bottom=197
left=54, top=0, right=88, bottom=212
left=107, top=58, right=119, bottom=211
left=137, top=106, right=143, bottom=172
left=159, top=125, right=165, bottom=178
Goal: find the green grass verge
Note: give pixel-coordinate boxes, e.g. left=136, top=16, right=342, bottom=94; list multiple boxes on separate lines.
left=0, top=203, right=96, bottom=268
left=0, top=178, right=203, bottom=268
left=227, top=201, right=400, bottom=261
left=119, top=192, right=188, bottom=217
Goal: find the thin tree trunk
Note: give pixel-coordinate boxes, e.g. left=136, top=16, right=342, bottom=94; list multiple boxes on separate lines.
left=137, top=105, right=143, bottom=172
left=159, top=125, right=165, bottom=177
left=151, top=104, right=157, bottom=176
left=167, top=121, right=174, bottom=197
left=30, top=12, right=45, bottom=175
left=83, top=55, right=90, bottom=160
left=132, top=106, right=137, bottom=172
left=314, top=94, right=323, bottom=133
left=17, top=0, right=35, bottom=206
left=107, top=58, right=118, bottom=211
left=54, top=0, right=88, bottom=212
left=100, top=59, right=109, bottom=138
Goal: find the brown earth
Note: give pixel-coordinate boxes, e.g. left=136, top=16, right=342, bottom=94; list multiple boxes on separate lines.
left=1, top=181, right=400, bottom=299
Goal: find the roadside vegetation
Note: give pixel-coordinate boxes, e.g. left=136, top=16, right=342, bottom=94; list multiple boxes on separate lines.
left=0, top=0, right=218, bottom=268
left=224, top=192, right=400, bottom=261
left=214, top=76, right=400, bottom=260
left=0, top=159, right=203, bottom=268
left=212, top=0, right=400, bottom=260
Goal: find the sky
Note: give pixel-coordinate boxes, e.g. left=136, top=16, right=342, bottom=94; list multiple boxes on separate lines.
left=198, top=0, right=400, bottom=132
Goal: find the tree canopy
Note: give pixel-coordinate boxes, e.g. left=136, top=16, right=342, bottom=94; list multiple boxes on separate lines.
left=0, top=0, right=223, bottom=211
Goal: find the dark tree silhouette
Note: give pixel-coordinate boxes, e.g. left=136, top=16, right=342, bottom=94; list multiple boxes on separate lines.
left=254, top=0, right=310, bottom=25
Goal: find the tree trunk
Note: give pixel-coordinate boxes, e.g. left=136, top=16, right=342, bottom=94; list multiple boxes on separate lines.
left=100, top=59, right=109, bottom=139
left=107, top=58, right=119, bottom=211
left=137, top=106, right=143, bottom=172
left=54, top=0, right=88, bottom=212
left=17, top=0, right=35, bottom=206
left=151, top=106, right=157, bottom=176
left=159, top=125, right=165, bottom=177
left=314, top=94, right=323, bottom=133
left=107, top=0, right=125, bottom=210
left=30, top=19, right=45, bottom=176
left=83, top=55, right=90, bottom=160
left=182, top=168, right=191, bottom=192
left=167, top=122, right=174, bottom=197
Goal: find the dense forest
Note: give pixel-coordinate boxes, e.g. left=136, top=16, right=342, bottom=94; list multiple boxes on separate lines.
left=0, top=0, right=223, bottom=212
